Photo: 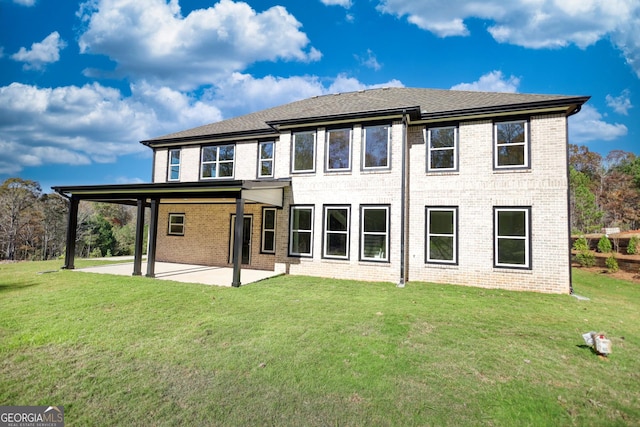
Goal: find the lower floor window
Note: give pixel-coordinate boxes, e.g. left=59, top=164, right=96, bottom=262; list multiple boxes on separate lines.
left=494, top=207, right=531, bottom=268
left=426, top=207, right=457, bottom=264
left=323, top=206, right=350, bottom=259
left=360, top=205, right=389, bottom=261
left=168, top=213, right=185, bottom=236
left=289, top=206, right=314, bottom=256
left=261, top=208, right=276, bottom=253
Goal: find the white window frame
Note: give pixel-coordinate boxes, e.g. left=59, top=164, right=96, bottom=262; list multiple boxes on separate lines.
left=289, top=206, right=314, bottom=257
left=261, top=207, right=276, bottom=254
left=168, top=213, right=185, bottom=236
left=494, top=120, right=529, bottom=169
left=362, top=124, right=391, bottom=170
left=494, top=207, right=531, bottom=269
left=427, top=126, right=458, bottom=172
left=291, top=131, right=316, bottom=173
left=323, top=205, right=350, bottom=260
left=168, top=148, right=181, bottom=181
left=325, top=128, right=352, bottom=172
left=258, top=141, right=275, bottom=178
left=201, top=144, right=235, bottom=179
left=360, top=205, right=390, bottom=262
left=425, top=207, right=458, bottom=264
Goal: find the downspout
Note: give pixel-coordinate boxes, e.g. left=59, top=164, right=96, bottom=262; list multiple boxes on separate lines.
left=565, top=104, right=582, bottom=294
left=398, top=110, right=408, bottom=287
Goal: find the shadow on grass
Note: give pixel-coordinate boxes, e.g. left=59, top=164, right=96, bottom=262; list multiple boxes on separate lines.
left=576, top=344, right=600, bottom=356
left=0, top=281, right=40, bottom=293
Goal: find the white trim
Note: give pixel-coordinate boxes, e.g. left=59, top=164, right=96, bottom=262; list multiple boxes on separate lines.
left=291, top=131, right=316, bottom=173
left=325, top=128, right=352, bottom=172
left=426, top=126, right=458, bottom=172
left=289, top=206, right=314, bottom=256
left=494, top=207, right=531, bottom=268
left=494, top=120, right=529, bottom=169
left=426, top=207, right=457, bottom=264
left=201, top=144, right=236, bottom=179
left=323, top=205, right=350, bottom=259
left=167, top=148, right=181, bottom=181
left=258, top=140, right=275, bottom=178
left=360, top=205, right=390, bottom=261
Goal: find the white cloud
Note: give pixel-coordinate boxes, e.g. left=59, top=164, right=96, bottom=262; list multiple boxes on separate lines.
left=355, top=49, right=382, bottom=71
left=606, top=90, right=633, bottom=115
left=450, top=71, right=520, bottom=93
left=376, top=0, right=640, bottom=77
left=0, top=82, right=223, bottom=174
left=13, top=0, right=36, bottom=6
left=569, top=104, right=628, bottom=143
left=77, top=0, right=321, bottom=89
left=11, top=32, right=67, bottom=70
left=320, top=0, right=352, bottom=7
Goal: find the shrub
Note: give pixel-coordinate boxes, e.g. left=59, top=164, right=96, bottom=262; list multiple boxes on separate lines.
left=627, top=236, right=640, bottom=255
left=597, top=235, right=612, bottom=253
left=576, top=251, right=596, bottom=268
left=573, top=237, right=589, bottom=252
left=605, top=255, right=619, bottom=273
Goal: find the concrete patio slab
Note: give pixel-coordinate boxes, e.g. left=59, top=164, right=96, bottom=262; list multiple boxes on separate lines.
left=76, top=261, right=281, bottom=287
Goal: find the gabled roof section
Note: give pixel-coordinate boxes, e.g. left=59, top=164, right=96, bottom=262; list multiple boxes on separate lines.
left=141, top=87, right=589, bottom=147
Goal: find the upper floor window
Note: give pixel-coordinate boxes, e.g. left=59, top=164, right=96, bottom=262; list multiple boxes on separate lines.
left=292, top=131, right=316, bottom=173
left=326, top=128, right=351, bottom=172
left=201, top=144, right=235, bottom=179
left=427, top=126, right=457, bottom=172
left=495, top=120, right=529, bottom=169
left=363, top=125, right=390, bottom=170
left=426, top=207, right=458, bottom=264
left=360, top=205, right=389, bottom=262
left=168, top=149, right=181, bottom=181
left=494, top=207, right=531, bottom=269
left=258, top=141, right=275, bottom=178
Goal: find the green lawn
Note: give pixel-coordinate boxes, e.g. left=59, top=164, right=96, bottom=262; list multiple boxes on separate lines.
left=1, top=261, right=638, bottom=426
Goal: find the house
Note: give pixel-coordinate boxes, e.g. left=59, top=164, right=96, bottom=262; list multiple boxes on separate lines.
left=53, top=87, right=589, bottom=293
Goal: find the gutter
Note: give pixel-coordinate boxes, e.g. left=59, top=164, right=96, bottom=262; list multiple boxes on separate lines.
left=398, top=110, right=408, bottom=288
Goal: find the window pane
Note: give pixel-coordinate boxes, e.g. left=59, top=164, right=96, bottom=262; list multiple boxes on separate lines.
left=498, top=211, right=526, bottom=236
left=328, top=129, right=350, bottom=169
left=170, top=215, right=184, bottom=225
left=201, top=163, right=216, bottom=178
left=293, top=208, right=312, bottom=230
left=260, top=161, right=273, bottom=177
left=261, top=142, right=273, bottom=160
left=363, top=209, right=387, bottom=232
left=497, top=239, right=526, bottom=265
left=170, top=166, right=179, bottom=180
left=170, top=150, right=180, bottom=164
left=219, top=145, right=235, bottom=161
left=364, top=126, right=389, bottom=168
left=497, top=145, right=525, bottom=166
left=429, top=210, right=454, bottom=234
left=263, top=231, right=275, bottom=252
left=292, top=231, right=311, bottom=254
left=430, top=150, right=454, bottom=169
left=327, top=209, right=348, bottom=231
left=202, top=147, right=216, bottom=162
left=326, top=234, right=347, bottom=256
left=363, top=235, right=386, bottom=258
left=430, top=236, right=454, bottom=261
left=497, top=122, right=525, bottom=144
left=264, top=209, right=275, bottom=229
left=218, top=162, right=233, bottom=177
left=294, top=132, right=314, bottom=171
left=431, top=128, right=455, bottom=148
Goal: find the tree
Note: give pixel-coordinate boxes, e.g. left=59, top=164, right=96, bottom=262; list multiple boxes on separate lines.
left=569, top=167, right=603, bottom=233
left=40, top=193, right=69, bottom=260
left=0, top=178, right=42, bottom=260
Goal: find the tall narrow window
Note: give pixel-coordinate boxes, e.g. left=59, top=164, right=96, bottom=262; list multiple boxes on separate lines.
left=494, top=207, right=531, bottom=268
left=289, top=206, right=314, bottom=256
left=201, top=145, right=235, bottom=179
left=326, top=128, right=351, bottom=171
left=360, top=205, right=389, bottom=261
left=261, top=208, right=276, bottom=253
left=258, top=141, right=274, bottom=178
left=495, top=120, right=529, bottom=169
left=363, top=125, right=390, bottom=170
left=427, top=127, right=457, bottom=171
left=168, top=213, right=185, bottom=236
left=168, top=149, right=181, bottom=181
left=323, top=206, right=350, bottom=259
left=426, top=207, right=458, bottom=264
left=292, top=131, right=316, bottom=173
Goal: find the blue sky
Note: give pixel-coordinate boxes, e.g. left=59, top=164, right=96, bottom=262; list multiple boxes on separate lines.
left=1, top=0, right=638, bottom=192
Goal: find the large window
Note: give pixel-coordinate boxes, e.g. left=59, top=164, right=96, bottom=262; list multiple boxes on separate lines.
left=289, top=206, right=314, bottom=256
left=360, top=205, right=389, bottom=261
left=495, top=120, right=529, bottom=169
left=426, top=207, right=458, bottom=264
left=168, top=213, right=185, bottom=236
left=258, top=141, right=274, bottom=178
left=201, top=145, right=235, bottom=179
left=363, top=125, right=390, bottom=170
left=427, top=126, right=457, bottom=171
left=323, top=206, right=350, bottom=259
left=326, top=128, right=351, bottom=171
left=168, top=149, right=181, bottom=181
left=292, top=131, right=316, bottom=173
left=261, top=208, right=276, bottom=254
left=494, top=207, right=531, bottom=268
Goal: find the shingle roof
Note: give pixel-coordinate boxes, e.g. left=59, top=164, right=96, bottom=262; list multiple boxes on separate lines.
left=142, top=87, right=588, bottom=145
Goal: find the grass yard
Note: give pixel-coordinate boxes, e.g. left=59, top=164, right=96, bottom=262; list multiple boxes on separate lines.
left=1, top=261, right=638, bottom=426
